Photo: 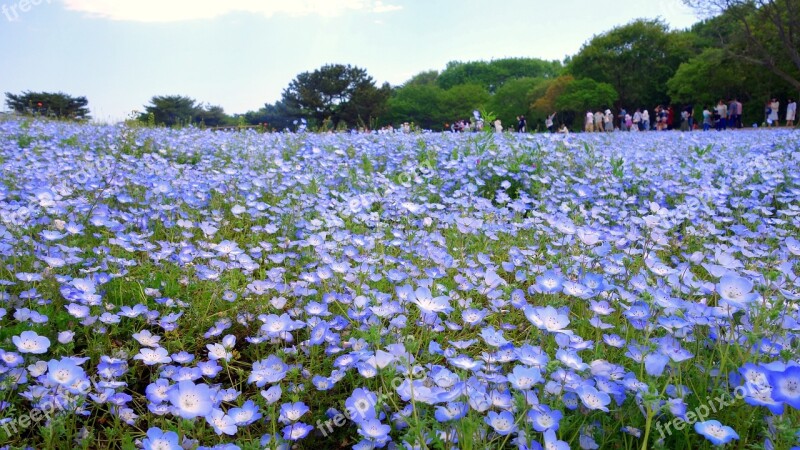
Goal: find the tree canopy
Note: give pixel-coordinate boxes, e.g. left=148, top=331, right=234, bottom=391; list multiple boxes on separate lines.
left=5, top=91, right=90, bottom=120
left=281, top=64, right=390, bottom=129
left=568, top=19, right=696, bottom=109
left=684, top=0, right=800, bottom=91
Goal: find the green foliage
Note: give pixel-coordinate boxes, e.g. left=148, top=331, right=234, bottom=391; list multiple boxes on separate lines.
left=436, top=58, right=562, bottom=90
left=568, top=19, right=696, bottom=108
left=486, top=77, right=547, bottom=130
left=439, top=84, right=490, bottom=122
left=385, top=84, right=446, bottom=130
left=139, top=96, right=232, bottom=128
left=555, top=78, right=618, bottom=113
left=281, top=64, right=390, bottom=129
left=4, top=91, right=90, bottom=120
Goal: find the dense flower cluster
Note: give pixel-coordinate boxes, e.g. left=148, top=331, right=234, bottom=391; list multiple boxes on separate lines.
left=0, top=118, right=799, bottom=449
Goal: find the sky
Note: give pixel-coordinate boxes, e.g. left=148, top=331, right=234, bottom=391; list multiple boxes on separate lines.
left=0, top=0, right=700, bottom=122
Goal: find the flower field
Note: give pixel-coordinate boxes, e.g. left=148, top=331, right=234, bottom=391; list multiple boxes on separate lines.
left=1, top=118, right=799, bottom=449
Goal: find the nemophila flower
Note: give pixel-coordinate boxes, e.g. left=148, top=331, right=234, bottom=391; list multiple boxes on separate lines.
left=197, top=359, right=223, bottom=378
left=167, top=381, right=214, bottom=419
left=411, top=286, right=452, bottom=315
left=146, top=379, right=172, bottom=404
left=345, top=388, right=378, bottom=423
left=279, top=401, right=310, bottom=424
left=507, top=365, right=542, bottom=390
left=768, top=365, right=800, bottom=409
left=134, top=347, right=172, bottom=366
left=142, top=427, right=181, bottom=450
left=485, top=410, right=517, bottom=436
left=132, top=329, right=161, bottom=348
left=644, top=352, right=670, bottom=377
left=248, top=355, right=288, bottom=387
left=434, top=402, right=467, bottom=422
left=528, top=405, right=563, bottom=432
left=480, top=326, right=510, bottom=347
left=0, top=350, right=24, bottom=367
left=575, top=385, right=611, bottom=412
left=206, top=343, right=233, bottom=362
left=13, top=330, right=50, bottom=354
left=524, top=305, right=570, bottom=333
left=535, top=270, right=564, bottom=294
left=556, top=349, right=589, bottom=371
left=717, top=274, right=760, bottom=309
left=358, top=418, right=391, bottom=441
left=461, top=308, right=487, bottom=326
left=694, top=420, right=739, bottom=446
left=260, top=385, right=282, bottom=404
left=229, top=400, right=262, bottom=426
left=47, top=357, right=87, bottom=387
left=206, top=409, right=237, bottom=436
left=282, top=422, right=313, bottom=441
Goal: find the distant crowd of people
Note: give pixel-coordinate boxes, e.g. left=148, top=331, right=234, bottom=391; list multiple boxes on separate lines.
left=579, top=97, right=797, bottom=133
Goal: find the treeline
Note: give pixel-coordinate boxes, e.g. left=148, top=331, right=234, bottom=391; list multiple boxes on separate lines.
left=5, top=1, right=799, bottom=131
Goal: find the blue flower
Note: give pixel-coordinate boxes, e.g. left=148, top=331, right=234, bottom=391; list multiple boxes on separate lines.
left=717, top=274, right=759, bottom=309
left=768, top=365, right=800, bottom=410
left=142, top=427, right=181, bottom=450
left=282, top=422, right=313, bottom=441
left=344, top=388, right=378, bottom=423
left=575, top=385, right=611, bottom=412
left=528, top=405, right=563, bottom=432
left=279, top=402, right=310, bottom=424
left=535, top=270, right=564, bottom=294
left=507, top=365, right=542, bottom=390
left=167, top=381, right=214, bottom=419
left=484, top=410, right=517, bottom=436
left=357, top=418, right=391, bottom=441
left=694, top=420, right=739, bottom=446
left=47, top=357, right=87, bottom=388
left=13, top=330, right=50, bottom=354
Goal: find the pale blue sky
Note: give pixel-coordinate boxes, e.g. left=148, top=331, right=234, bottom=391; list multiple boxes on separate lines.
left=0, top=0, right=700, bottom=121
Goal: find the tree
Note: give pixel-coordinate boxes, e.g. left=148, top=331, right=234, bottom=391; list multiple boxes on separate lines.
left=404, top=70, right=439, bottom=87
left=439, top=84, right=490, bottom=122
left=683, top=0, right=800, bottom=91
left=240, top=101, right=297, bottom=131
left=486, top=77, right=547, bottom=129
left=667, top=48, right=747, bottom=107
left=385, top=84, right=446, bottom=130
left=555, top=78, right=619, bottom=113
left=281, top=64, right=388, bottom=128
left=436, top=58, right=563, bottom=90
left=5, top=91, right=90, bottom=120
left=195, top=104, right=231, bottom=127
left=568, top=19, right=696, bottom=108
left=141, top=95, right=199, bottom=126
left=532, top=76, right=576, bottom=128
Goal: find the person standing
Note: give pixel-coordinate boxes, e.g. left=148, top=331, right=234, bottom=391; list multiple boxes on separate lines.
left=642, top=109, right=650, bottom=131
left=493, top=119, right=503, bottom=132
left=715, top=100, right=728, bottom=131
left=702, top=106, right=712, bottom=131
left=517, top=115, right=527, bottom=132
left=769, top=98, right=780, bottom=126
left=729, top=98, right=742, bottom=129
left=594, top=110, right=603, bottom=133
left=786, top=98, right=796, bottom=127
left=585, top=111, right=594, bottom=132
left=545, top=112, right=556, bottom=133
left=633, top=109, right=642, bottom=131
left=604, top=109, right=614, bottom=132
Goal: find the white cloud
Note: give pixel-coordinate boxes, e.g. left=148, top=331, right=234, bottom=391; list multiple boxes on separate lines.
left=61, top=0, right=402, bottom=22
